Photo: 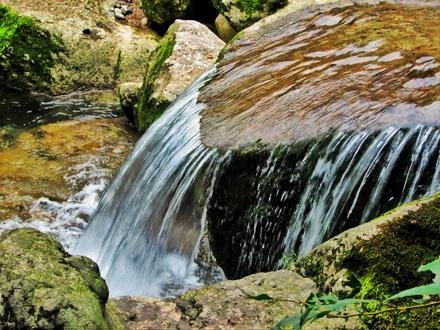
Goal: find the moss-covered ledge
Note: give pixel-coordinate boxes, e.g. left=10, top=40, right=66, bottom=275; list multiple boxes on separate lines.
left=0, top=228, right=110, bottom=329
left=299, top=193, right=440, bottom=329
left=0, top=5, right=63, bottom=90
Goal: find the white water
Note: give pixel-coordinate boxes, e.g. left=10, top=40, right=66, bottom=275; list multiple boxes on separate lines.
left=0, top=157, right=110, bottom=252
left=75, top=70, right=220, bottom=297
left=283, top=125, right=440, bottom=256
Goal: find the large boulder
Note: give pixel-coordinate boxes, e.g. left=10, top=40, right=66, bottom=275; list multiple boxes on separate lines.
left=200, top=0, right=440, bottom=281
left=300, top=193, right=440, bottom=329
left=212, top=0, right=288, bottom=30
left=200, top=0, right=440, bottom=149
left=110, top=270, right=359, bottom=329
left=0, top=228, right=110, bottom=328
left=134, top=19, right=225, bottom=131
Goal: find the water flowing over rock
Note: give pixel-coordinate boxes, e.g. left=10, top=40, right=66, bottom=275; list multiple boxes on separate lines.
left=200, top=0, right=440, bottom=278
left=134, top=20, right=224, bottom=131
left=200, top=0, right=440, bottom=149
left=75, top=70, right=222, bottom=297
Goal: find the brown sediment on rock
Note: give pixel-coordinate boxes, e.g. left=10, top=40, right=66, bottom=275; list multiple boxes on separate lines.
left=200, top=0, right=440, bottom=150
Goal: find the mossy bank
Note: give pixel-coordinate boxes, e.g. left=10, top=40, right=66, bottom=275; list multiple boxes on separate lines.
left=0, top=5, right=63, bottom=90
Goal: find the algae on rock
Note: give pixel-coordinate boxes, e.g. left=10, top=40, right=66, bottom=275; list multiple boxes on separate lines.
left=0, top=228, right=109, bottom=329
left=0, top=5, right=63, bottom=90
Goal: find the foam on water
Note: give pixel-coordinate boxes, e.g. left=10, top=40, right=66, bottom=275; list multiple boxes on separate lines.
left=0, top=157, right=110, bottom=252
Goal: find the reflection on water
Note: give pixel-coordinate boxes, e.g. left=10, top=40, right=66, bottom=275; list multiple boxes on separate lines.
left=0, top=88, right=119, bottom=128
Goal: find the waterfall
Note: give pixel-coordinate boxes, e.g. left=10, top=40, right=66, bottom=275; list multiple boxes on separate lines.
left=283, top=126, right=440, bottom=256
left=75, top=69, right=220, bottom=297
left=75, top=66, right=439, bottom=291
left=214, top=125, right=440, bottom=278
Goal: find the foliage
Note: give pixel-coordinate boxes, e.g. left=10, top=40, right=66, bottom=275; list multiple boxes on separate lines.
left=266, top=257, right=440, bottom=329
left=279, top=250, right=299, bottom=269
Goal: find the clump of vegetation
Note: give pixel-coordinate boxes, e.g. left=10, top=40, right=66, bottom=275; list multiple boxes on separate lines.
left=0, top=5, right=63, bottom=90
left=272, top=257, right=440, bottom=330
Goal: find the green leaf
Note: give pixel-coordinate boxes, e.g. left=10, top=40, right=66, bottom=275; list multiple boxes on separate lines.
left=387, top=283, right=440, bottom=300
left=272, top=314, right=302, bottom=330
left=418, top=257, right=440, bottom=284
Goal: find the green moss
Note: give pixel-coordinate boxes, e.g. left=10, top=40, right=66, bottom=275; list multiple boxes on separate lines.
left=0, top=5, right=63, bottom=90
left=134, top=25, right=176, bottom=131
left=0, top=228, right=110, bottom=329
left=342, top=196, right=440, bottom=329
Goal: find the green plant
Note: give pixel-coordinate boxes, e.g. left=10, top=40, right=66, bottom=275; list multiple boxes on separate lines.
left=248, top=257, right=440, bottom=330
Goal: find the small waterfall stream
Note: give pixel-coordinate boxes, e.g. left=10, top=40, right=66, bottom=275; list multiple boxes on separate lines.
left=75, top=70, right=220, bottom=297
left=75, top=67, right=439, bottom=295
left=225, top=126, right=440, bottom=277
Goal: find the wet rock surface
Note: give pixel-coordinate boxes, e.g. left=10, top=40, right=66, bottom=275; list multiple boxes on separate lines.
left=134, top=19, right=224, bottom=131
left=200, top=0, right=440, bottom=150
left=0, top=228, right=109, bottom=328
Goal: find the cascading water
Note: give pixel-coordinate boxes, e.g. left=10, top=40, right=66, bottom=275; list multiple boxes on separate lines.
left=75, top=70, right=222, bottom=297
left=210, top=125, right=440, bottom=278
left=284, top=125, right=440, bottom=256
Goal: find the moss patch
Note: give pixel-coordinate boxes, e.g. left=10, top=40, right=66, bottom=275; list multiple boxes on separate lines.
left=0, top=228, right=109, bottom=329
left=0, top=5, right=63, bottom=90
left=134, top=25, right=176, bottom=131
left=343, top=197, right=440, bottom=328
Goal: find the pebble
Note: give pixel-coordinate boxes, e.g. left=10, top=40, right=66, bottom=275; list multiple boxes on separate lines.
left=114, top=8, right=125, bottom=20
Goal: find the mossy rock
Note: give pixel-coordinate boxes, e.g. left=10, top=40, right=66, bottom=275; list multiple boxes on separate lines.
left=300, top=193, right=440, bottom=329
left=0, top=5, right=63, bottom=90
left=211, top=0, right=288, bottom=30
left=0, top=228, right=110, bottom=329
left=134, top=19, right=224, bottom=132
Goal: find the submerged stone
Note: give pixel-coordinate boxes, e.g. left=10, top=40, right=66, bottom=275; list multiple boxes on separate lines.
left=134, top=20, right=224, bottom=132
left=0, top=228, right=109, bottom=328
left=200, top=0, right=440, bottom=150
left=0, top=117, right=136, bottom=221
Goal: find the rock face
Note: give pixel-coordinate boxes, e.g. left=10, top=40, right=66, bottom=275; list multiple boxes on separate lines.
left=212, top=0, right=288, bottom=30
left=300, top=194, right=440, bottom=329
left=117, top=82, right=143, bottom=123
left=134, top=20, right=224, bottom=131
left=200, top=0, right=440, bottom=150
left=0, top=228, right=109, bottom=328
left=4, top=0, right=159, bottom=94
left=109, top=270, right=358, bottom=329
